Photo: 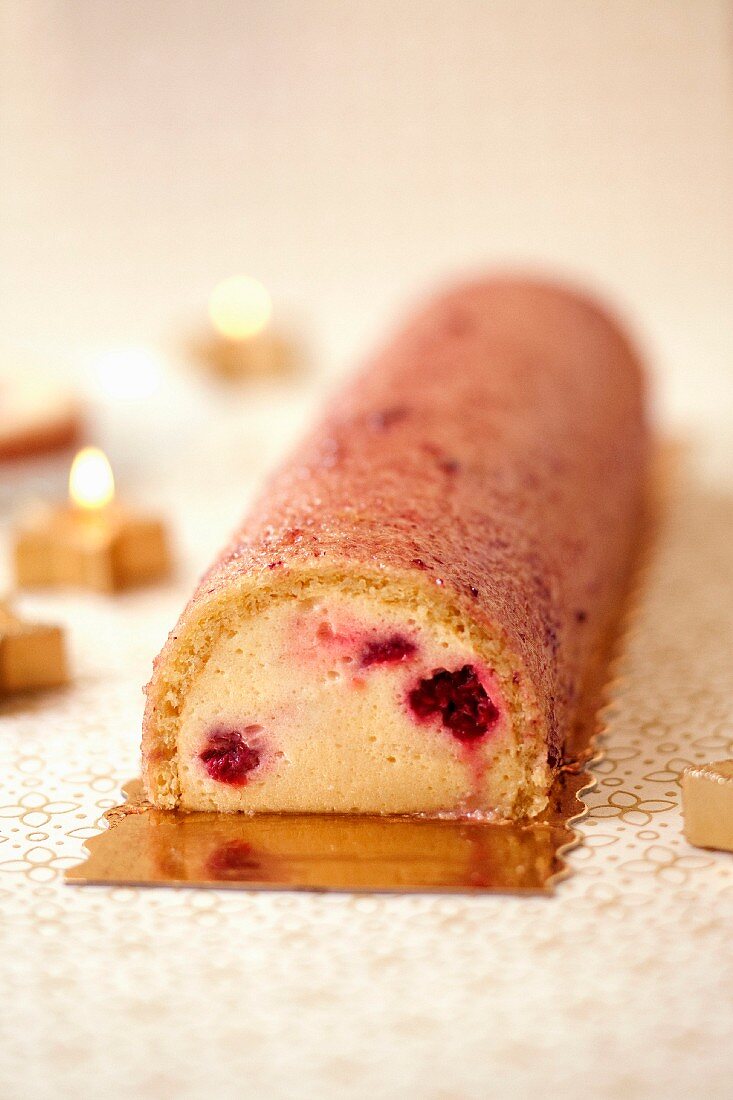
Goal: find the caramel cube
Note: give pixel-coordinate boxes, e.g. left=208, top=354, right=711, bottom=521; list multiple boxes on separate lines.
left=682, top=761, right=733, bottom=853
left=0, top=603, right=68, bottom=694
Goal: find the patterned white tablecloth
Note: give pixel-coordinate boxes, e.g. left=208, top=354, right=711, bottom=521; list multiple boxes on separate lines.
left=1, top=409, right=731, bottom=1099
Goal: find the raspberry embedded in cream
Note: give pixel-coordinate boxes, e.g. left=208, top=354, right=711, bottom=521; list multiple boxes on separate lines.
left=408, top=665, right=500, bottom=742
left=198, top=726, right=264, bottom=786
left=360, top=635, right=417, bottom=667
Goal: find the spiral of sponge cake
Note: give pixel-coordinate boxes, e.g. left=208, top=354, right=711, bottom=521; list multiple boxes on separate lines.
left=142, top=277, right=650, bottom=817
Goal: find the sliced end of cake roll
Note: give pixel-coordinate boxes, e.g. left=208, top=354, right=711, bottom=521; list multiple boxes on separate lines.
left=143, top=565, right=548, bottom=817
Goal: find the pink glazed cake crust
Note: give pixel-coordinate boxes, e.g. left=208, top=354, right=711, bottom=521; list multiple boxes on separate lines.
left=142, top=276, right=650, bottom=816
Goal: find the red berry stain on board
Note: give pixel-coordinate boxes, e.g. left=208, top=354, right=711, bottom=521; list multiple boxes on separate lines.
left=206, top=840, right=263, bottom=880
left=361, top=634, right=417, bottom=668
left=408, top=665, right=498, bottom=742
left=199, top=726, right=262, bottom=785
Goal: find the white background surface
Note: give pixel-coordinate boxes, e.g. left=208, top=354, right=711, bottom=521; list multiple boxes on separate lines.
left=1, top=1, right=732, bottom=432
left=1, top=4, right=732, bottom=1098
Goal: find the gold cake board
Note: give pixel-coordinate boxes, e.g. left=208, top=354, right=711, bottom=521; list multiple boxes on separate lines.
left=65, top=768, right=594, bottom=894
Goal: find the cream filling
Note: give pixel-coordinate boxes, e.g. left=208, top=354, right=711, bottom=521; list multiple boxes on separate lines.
left=176, top=592, right=546, bottom=816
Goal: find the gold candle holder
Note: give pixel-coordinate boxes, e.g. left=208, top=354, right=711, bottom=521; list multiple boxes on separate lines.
left=13, top=448, right=172, bottom=594
left=193, top=275, right=292, bottom=379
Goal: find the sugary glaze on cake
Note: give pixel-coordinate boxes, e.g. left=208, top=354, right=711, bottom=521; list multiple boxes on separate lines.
left=142, top=276, right=650, bottom=817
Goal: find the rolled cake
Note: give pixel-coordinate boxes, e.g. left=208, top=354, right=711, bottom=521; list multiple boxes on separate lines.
left=143, top=277, right=649, bottom=818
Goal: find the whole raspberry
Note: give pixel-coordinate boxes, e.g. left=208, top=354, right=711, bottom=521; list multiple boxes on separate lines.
left=199, top=726, right=262, bottom=785
left=408, top=665, right=498, bottom=741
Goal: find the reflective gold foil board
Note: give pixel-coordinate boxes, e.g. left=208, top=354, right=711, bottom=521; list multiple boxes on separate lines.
left=66, top=770, right=593, bottom=894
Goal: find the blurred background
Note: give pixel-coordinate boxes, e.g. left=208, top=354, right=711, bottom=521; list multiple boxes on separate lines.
left=1, top=0, right=732, bottom=557
left=2, top=9, right=733, bottom=1097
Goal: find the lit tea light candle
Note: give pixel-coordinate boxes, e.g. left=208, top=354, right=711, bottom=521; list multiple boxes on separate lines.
left=0, top=600, right=69, bottom=695
left=193, top=275, right=292, bottom=379
left=13, top=447, right=173, bottom=593
left=70, top=446, right=115, bottom=510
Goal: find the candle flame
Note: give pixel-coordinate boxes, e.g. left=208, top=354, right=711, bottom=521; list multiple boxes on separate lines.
left=69, top=447, right=115, bottom=510
left=208, top=275, right=272, bottom=340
